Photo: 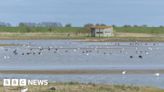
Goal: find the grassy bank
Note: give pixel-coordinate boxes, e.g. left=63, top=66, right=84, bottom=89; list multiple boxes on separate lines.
left=1, top=82, right=163, bottom=92
left=0, top=32, right=164, bottom=42
left=0, top=26, right=164, bottom=41
left=0, top=26, right=87, bottom=33
left=0, top=26, right=164, bottom=34
left=1, top=26, right=164, bottom=34
left=114, top=26, right=164, bottom=34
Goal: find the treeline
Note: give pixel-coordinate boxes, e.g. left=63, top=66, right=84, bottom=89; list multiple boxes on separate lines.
left=0, top=22, right=85, bottom=33
left=0, top=22, right=111, bottom=33
left=0, top=22, right=164, bottom=34
left=0, top=22, right=11, bottom=27
left=1, top=21, right=164, bottom=28
left=115, top=26, right=164, bottom=34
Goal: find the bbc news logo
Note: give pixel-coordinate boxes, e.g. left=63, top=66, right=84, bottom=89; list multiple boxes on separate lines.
left=3, top=79, right=48, bottom=86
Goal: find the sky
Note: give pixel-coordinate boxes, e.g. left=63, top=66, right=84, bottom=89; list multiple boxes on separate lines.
left=0, top=0, right=164, bottom=26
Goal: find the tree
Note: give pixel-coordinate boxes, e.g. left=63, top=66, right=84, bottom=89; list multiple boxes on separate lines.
left=0, top=22, right=11, bottom=27
left=142, top=25, right=147, bottom=27
left=95, top=24, right=100, bottom=26
left=84, top=23, right=94, bottom=28
left=100, top=24, right=106, bottom=26
left=65, top=24, right=72, bottom=27
left=133, top=25, right=139, bottom=27
left=112, top=25, right=116, bottom=27
left=19, top=23, right=26, bottom=27
left=38, top=22, right=63, bottom=27
left=124, top=25, right=131, bottom=27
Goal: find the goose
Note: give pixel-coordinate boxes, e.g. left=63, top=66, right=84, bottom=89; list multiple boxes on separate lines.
left=38, top=52, right=41, bottom=55
left=138, top=55, right=143, bottom=59
left=26, top=52, right=30, bottom=55
left=13, top=49, right=18, bottom=55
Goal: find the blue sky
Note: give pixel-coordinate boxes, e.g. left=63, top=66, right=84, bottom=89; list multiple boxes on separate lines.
left=0, top=0, right=164, bottom=26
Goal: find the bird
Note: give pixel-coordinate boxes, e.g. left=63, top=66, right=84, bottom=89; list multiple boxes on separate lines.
left=13, top=49, right=18, bottom=55
left=148, top=47, right=153, bottom=51
left=122, top=71, right=127, bottom=75
left=155, top=73, right=160, bottom=77
left=33, top=52, right=36, bottom=55
left=48, top=47, right=51, bottom=51
left=138, top=55, right=143, bottom=59
left=130, top=56, right=133, bottom=59
left=38, top=52, right=41, bottom=55
left=26, top=52, right=31, bottom=55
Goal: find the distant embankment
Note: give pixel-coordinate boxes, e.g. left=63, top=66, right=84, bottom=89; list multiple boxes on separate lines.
left=1, top=26, right=164, bottom=34
left=0, top=26, right=87, bottom=33
left=0, top=26, right=164, bottom=41
left=114, top=26, right=164, bottom=34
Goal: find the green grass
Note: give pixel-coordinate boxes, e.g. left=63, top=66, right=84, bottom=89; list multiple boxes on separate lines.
left=1, top=26, right=164, bottom=41
left=1, top=26, right=164, bottom=34
left=1, top=82, right=164, bottom=92
left=0, top=26, right=88, bottom=33
left=114, top=26, right=164, bottom=34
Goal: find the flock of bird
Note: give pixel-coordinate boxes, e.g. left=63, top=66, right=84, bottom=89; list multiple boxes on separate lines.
left=2, top=42, right=161, bottom=77
left=2, top=42, right=158, bottom=59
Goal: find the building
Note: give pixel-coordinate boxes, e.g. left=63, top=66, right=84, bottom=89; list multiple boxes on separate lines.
left=90, top=26, right=114, bottom=37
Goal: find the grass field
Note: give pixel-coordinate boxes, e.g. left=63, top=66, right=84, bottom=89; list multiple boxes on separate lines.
left=114, top=26, right=164, bottom=34
left=0, top=26, right=164, bottom=41
left=1, top=26, right=164, bottom=34
left=0, top=82, right=163, bottom=92
left=0, top=26, right=87, bottom=33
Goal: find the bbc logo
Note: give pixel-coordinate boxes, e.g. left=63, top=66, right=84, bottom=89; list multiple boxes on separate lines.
left=3, top=79, right=48, bottom=86
left=3, top=79, right=27, bottom=86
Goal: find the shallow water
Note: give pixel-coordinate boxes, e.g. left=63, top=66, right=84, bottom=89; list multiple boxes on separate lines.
left=0, top=40, right=164, bottom=88
left=0, top=74, right=164, bottom=88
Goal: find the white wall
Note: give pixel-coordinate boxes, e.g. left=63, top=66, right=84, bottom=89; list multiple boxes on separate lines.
left=94, top=28, right=113, bottom=37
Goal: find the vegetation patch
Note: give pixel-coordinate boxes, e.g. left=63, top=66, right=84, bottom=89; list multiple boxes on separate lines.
left=1, top=82, right=163, bottom=92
